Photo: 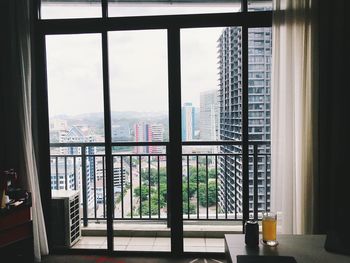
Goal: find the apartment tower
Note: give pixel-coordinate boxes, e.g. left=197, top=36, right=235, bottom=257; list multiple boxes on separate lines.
left=218, top=26, right=271, bottom=216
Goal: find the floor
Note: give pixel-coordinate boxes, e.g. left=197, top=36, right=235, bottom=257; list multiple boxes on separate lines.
left=73, top=236, right=225, bottom=252
left=42, top=255, right=227, bottom=263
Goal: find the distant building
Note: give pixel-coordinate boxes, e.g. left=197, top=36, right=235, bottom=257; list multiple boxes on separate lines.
left=134, top=122, right=164, bottom=154
left=50, top=157, right=77, bottom=191
left=49, top=119, right=68, bottom=155
left=149, top=123, right=164, bottom=154
left=134, top=122, right=151, bottom=153
left=199, top=90, right=219, bottom=141
left=181, top=102, right=195, bottom=141
left=50, top=125, right=96, bottom=207
left=95, top=163, right=126, bottom=197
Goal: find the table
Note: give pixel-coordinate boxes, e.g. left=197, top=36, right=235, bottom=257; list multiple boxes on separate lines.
left=225, top=234, right=350, bottom=263
left=0, top=195, right=33, bottom=261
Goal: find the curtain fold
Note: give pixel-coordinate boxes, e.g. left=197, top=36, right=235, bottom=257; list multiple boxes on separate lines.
left=271, top=0, right=318, bottom=234
left=9, top=0, right=49, bottom=261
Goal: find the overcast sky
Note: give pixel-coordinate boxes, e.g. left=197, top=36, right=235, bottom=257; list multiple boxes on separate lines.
left=44, top=4, right=240, bottom=117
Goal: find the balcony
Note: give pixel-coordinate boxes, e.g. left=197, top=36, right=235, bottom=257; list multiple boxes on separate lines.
left=49, top=141, right=270, bottom=252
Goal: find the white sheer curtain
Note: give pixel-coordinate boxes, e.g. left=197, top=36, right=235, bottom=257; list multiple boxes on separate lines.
left=271, top=0, right=318, bottom=234
left=14, top=0, right=49, bottom=261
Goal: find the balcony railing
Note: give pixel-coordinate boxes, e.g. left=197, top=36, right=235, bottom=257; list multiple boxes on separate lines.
left=50, top=141, right=270, bottom=227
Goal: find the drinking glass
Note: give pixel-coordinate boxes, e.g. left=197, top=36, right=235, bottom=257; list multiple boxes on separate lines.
left=262, top=211, right=278, bottom=246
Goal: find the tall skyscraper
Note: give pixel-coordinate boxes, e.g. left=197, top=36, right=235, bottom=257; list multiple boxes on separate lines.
left=181, top=102, right=196, bottom=141
left=218, top=26, right=271, bottom=215
left=199, top=90, right=219, bottom=141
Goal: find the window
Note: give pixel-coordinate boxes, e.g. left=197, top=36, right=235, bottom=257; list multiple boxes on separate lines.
left=39, top=0, right=272, bottom=255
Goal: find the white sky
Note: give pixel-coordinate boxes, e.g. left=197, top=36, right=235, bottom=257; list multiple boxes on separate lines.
left=44, top=4, right=240, bottom=116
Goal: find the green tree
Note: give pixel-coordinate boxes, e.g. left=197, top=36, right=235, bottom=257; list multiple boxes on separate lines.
left=198, top=181, right=217, bottom=207
left=140, top=167, right=167, bottom=186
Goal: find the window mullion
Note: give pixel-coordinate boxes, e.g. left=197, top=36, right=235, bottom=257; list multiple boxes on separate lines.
left=101, top=30, right=114, bottom=252
left=167, top=27, right=183, bottom=255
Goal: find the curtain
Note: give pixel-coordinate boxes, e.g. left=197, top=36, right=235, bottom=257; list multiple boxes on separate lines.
left=271, top=0, right=318, bottom=234
left=318, top=0, right=350, bottom=236
left=8, top=0, right=49, bottom=261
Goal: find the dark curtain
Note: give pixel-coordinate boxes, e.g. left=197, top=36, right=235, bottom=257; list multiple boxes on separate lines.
left=0, top=1, right=23, bottom=181
left=317, top=1, right=350, bottom=235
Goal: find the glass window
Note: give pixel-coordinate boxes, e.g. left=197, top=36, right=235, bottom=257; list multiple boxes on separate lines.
left=248, top=0, right=272, bottom=11
left=109, top=0, right=241, bottom=18
left=41, top=0, right=102, bottom=19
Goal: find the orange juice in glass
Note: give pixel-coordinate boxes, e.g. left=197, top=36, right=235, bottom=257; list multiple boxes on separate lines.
left=262, top=212, right=278, bottom=246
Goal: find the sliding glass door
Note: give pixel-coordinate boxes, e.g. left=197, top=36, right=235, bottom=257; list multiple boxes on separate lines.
left=39, top=0, right=272, bottom=255
left=108, top=29, right=170, bottom=252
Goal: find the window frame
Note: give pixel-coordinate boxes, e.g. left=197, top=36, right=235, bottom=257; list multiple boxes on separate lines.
left=34, top=0, right=272, bottom=256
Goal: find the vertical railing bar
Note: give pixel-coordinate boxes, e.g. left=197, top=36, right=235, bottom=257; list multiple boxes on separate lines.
left=93, top=156, right=97, bottom=219
left=121, top=156, right=124, bottom=219
left=139, top=155, right=142, bottom=218
left=205, top=155, right=209, bottom=219
left=253, top=145, right=258, bottom=220
left=55, top=157, right=58, bottom=190
left=235, top=155, right=237, bottom=220
left=265, top=154, right=268, bottom=212
left=103, top=156, right=105, bottom=218
left=82, top=146, right=88, bottom=227
left=130, top=155, right=133, bottom=219
left=148, top=155, right=151, bottom=219
left=101, top=23, right=114, bottom=251
left=166, top=151, right=170, bottom=228
left=187, top=155, right=190, bottom=219
left=112, top=156, right=115, bottom=220
left=206, top=155, right=209, bottom=220
left=64, top=156, right=67, bottom=190
left=215, top=155, right=218, bottom=220
left=225, top=155, right=228, bottom=219
left=196, top=155, right=199, bottom=220
left=73, top=157, right=77, bottom=190
left=158, top=155, right=160, bottom=219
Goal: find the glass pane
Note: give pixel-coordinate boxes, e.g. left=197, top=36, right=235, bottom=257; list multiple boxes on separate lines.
left=46, top=34, right=107, bottom=249
left=41, top=0, right=101, bottom=19
left=181, top=27, right=242, bottom=253
left=248, top=27, right=272, bottom=220
left=181, top=28, right=226, bottom=143
left=108, top=0, right=240, bottom=17
left=109, top=30, right=168, bottom=144
left=248, top=0, right=272, bottom=11
left=108, top=30, right=169, bottom=252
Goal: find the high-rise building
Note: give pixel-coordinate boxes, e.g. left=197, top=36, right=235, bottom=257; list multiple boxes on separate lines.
left=149, top=123, right=164, bottom=154
left=134, top=122, right=164, bottom=153
left=218, top=26, right=271, bottom=215
left=199, top=90, right=219, bottom=141
left=181, top=102, right=195, bottom=141
left=50, top=125, right=96, bottom=207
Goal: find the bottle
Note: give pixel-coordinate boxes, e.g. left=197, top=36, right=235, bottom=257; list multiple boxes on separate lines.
left=245, top=220, right=259, bottom=247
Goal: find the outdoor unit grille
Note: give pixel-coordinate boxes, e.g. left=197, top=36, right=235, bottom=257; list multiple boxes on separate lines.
left=51, top=190, right=81, bottom=247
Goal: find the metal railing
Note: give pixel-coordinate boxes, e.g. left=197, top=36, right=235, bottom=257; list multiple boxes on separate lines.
left=50, top=141, right=270, bottom=226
